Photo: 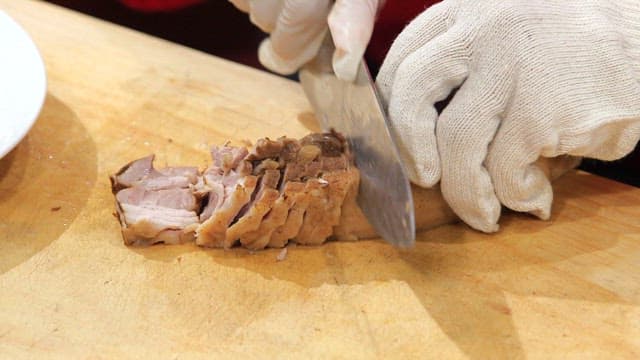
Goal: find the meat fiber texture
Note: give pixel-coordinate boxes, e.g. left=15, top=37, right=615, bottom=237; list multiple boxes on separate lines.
left=110, top=132, right=360, bottom=250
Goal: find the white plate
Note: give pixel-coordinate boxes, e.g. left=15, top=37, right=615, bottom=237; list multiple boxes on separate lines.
left=0, top=10, right=46, bottom=159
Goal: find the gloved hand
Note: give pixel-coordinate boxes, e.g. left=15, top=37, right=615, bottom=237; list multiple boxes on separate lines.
left=377, top=0, right=640, bottom=232
left=229, top=0, right=381, bottom=81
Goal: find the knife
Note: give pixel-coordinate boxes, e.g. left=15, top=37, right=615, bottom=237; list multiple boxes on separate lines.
left=299, top=33, right=416, bottom=247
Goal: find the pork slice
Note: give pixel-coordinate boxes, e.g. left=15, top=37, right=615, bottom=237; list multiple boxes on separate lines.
left=297, top=168, right=359, bottom=245
left=198, top=145, right=253, bottom=222
left=199, top=184, right=224, bottom=222
left=294, top=180, right=330, bottom=245
left=121, top=204, right=199, bottom=230
left=137, top=176, right=194, bottom=191
left=118, top=203, right=199, bottom=245
left=282, top=154, right=350, bottom=182
left=153, top=227, right=197, bottom=244
left=198, top=168, right=225, bottom=221
left=123, top=226, right=198, bottom=246
left=281, top=140, right=350, bottom=182
left=116, top=187, right=197, bottom=211
left=238, top=181, right=304, bottom=249
left=246, top=138, right=283, bottom=161
left=110, top=155, right=155, bottom=192
left=212, top=145, right=249, bottom=173
left=270, top=180, right=322, bottom=246
left=196, top=175, right=258, bottom=248
left=227, top=169, right=281, bottom=249
left=252, top=159, right=281, bottom=176
left=192, top=175, right=206, bottom=196
left=300, top=131, right=345, bottom=157
left=261, top=168, right=281, bottom=189
left=283, top=159, right=322, bottom=182
left=157, top=166, right=199, bottom=183
left=235, top=159, right=253, bottom=177
left=111, top=155, right=199, bottom=192
left=332, top=168, right=362, bottom=242
left=239, top=180, right=304, bottom=246
left=279, top=137, right=301, bottom=162
left=320, top=155, right=349, bottom=172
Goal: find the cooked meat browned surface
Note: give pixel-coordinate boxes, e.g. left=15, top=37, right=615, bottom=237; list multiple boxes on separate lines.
left=269, top=180, right=317, bottom=246
left=212, top=145, right=249, bottom=172
left=298, top=169, right=359, bottom=245
left=293, top=180, right=328, bottom=245
left=246, top=138, right=284, bottom=161
left=110, top=131, right=361, bottom=249
left=332, top=169, right=362, bottom=242
left=300, top=132, right=345, bottom=157
left=226, top=169, right=280, bottom=248
left=240, top=181, right=305, bottom=249
left=197, top=174, right=258, bottom=248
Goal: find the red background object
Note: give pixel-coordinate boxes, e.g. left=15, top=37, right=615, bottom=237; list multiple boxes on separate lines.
left=119, top=0, right=204, bottom=12
left=368, top=0, right=441, bottom=73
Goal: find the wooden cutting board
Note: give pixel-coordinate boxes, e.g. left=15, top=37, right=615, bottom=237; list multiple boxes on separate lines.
left=1, top=1, right=639, bottom=358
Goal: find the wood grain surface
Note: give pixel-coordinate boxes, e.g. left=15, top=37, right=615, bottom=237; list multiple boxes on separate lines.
left=0, top=1, right=639, bottom=358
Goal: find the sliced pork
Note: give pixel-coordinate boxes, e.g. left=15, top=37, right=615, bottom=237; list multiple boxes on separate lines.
left=116, top=187, right=198, bottom=211
left=227, top=169, right=280, bottom=249
left=296, top=169, right=359, bottom=245
left=196, top=146, right=257, bottom=248
left=269, top=180, right=318, bottom=246
left=240, top=181, right=305, bottom=250
left=111, top=131, right=361, bottom=249
left=292, top=180, right=328, bottom=245
left=110, top=156, right=200, bottom=246
left=331, top=169, right=362, bottom=242
left=246, top=138, right=284, bottom=161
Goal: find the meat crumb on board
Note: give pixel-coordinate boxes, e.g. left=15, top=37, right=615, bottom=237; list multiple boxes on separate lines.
left=110, top=131, right=360, bottom=250
left=276, top=247, right=288, bottom=262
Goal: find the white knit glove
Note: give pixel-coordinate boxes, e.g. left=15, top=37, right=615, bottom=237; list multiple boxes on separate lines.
left=377, top=0, right=640, bottom=232
left=229, top=0, right=381, bottom=81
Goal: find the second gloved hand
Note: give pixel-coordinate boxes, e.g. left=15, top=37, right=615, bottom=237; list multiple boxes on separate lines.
left=229, top=0, right=381, bottom=81
left=377, top=0, right=640, bottom=232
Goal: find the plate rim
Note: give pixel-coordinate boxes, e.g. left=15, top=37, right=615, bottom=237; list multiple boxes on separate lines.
left=0, top=10, right=47, bottom=159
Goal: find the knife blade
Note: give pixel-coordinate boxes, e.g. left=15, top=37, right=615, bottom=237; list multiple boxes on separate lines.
left=299, top=33, right=416, bottom=247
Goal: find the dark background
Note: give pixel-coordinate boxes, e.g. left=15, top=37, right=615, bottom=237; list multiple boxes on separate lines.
left=45, top=0, right=267, bottom=70
left=44, top=0, right=640, bottom=187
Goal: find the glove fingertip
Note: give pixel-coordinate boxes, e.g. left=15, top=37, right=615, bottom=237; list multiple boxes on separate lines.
left=405, top=153, right=441, bottom=189
left=491, top=160, right=554, bottom=222
left=258, top=39, right=299, bottom=75
left=465, top=215, right=500, bottom=233
left=411, top=170, right=440, bottom=189
left=530, top=207, right=551, bottom=221
left=531, top=177, right=554, bottom=221
left=332, top=50, right=359, bottom=82
left=228, top=0, right=250, bottom=12
left=250, top=12, right=274, bottom=33
left=328, top=0, right=375, bottom=82
left=445, top=186, right=501, bottom=234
